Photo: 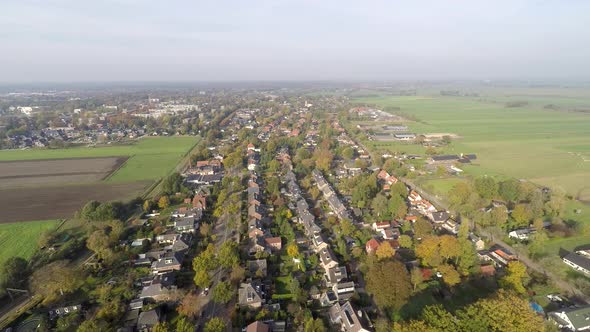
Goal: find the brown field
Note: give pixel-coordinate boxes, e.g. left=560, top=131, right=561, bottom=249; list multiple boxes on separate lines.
left=0, top=182, right=149, bottom=223
left=0, top=157, right=127, bottom=188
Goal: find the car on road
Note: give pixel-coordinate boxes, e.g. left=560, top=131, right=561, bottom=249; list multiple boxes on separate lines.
left=202, top=287, right=209, bottom=296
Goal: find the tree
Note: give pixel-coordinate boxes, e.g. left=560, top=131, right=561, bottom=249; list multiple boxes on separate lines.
left=142, top=200, right=152, bottom=213
left=80, top=200, right=101, bottom=220
left=200, top=223, right=212, bottom=238
left=457, top=238, right=477, bottom=276
left=528, top=231, right=548, bottom=258
left=500, top=261, right=528, bottom=294
left=413, top=217, right=433, bottom=239
left=371, top=194, right=390, bottom=218
left=192, top=244, right=218, bottom=272
left=376, top=241, right=396, bottom=260
left=204, top=317, right=226, bottom=332
left=30, top=260, right=84, bottom=305
left=177, top=292, right=204, bottom=319
left=390, top=181, right=408, bottom=198
left=421, top=305, right=459, bottom=331
left=416, top=236, right=443, bottom=267
left=218, top=241, right=239, bottom=268
left=499, top=179, right=520, bottom=202
left=287, top=243, right=300, bottom=258
left=437, top=264, right=461, bottom=287
left=162, top=172, right=183, bottom=195
left=438, top=235, right=461, bottom=261
left=491, top=206, right=509, bottom=228
left=366, top=260, right=412, bottom=310
left=304, top=317, right=327, bottom=332
left=448, top=182, right=472, bottom=208
left=388, top=194, right=407, bottom=219
left=399, top=234, right=413, bottom=248
left=86, top=229, right=114, bottom=261
left=410, top=267, right=423, bottom=291
left=474, top=177, right=498, bottom=199
left=153, top=322, right=170, bottom=332
left=158, top=196, right=170, bottom=209
left=193, top=269, right=211, bottom=289
left=511, top=204, right=532, bottom=228
left=212, top=281, right=233, bottom=304
left=0, top=257, right=29, bottom=290
left=176, top=316, right=195, bottom=332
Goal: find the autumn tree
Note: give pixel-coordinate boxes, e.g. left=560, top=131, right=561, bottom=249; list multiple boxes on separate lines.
left=413, top=217, right=433, bottom=239
left=499, top=179, right=520, bottom=202
left=416, top=236, right=443, bottom=267
left=500, top=261, right=529, bottom=294
left=153, top=322, right=170, bottom=332
left=437, top=264, right=461, bottom=287
left=30, top=260, right=84, bottom=305
left=176, top=316, right=195, bottom=332
left=193, top=270, right=211, bottom=289
left=491, top=206, right=509, bottom=228
left=287, top=243, right=300, bottom=258
left=511, top=204, right=532, bottom=228
left=366, top=260, right=412, bottom=311
left=177, top=292, right=204, bottom=319
left=376, top=241, right=396, bottom=260
left=388, top=194, right=408, bottom=219
left=158, top=196, right=170, bottom=209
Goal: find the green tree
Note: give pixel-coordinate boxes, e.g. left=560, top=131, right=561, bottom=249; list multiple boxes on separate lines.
left=212, top=281, right=234, bottom=304
left=304, top=317, right=327, bottom=332
left=143, top=200, right=152, bottom=213
left=371, top=194, right=390, bottom=218
left=204, top=317, right=226, bottom=332
left=80, top=200, right=100, bottom=221
left=0, top=257, right=29, bottom=290
left=162, top=172, right=183, bottom=195
left=218, top=241, right=239, bottom=268
left=193, top=270, right=211, bottom=289
left=176, top=316, right=194, bottom=332
left=388, top=194, right=408, bottom=219
left=474, top=177, right=498, bottom=199
left=410, top=267, right=423, bottom=291
left=366, top=260, right=412, bottom=310
left=30, top=260, right=84, bottom=305
left=399, top=234, right=413, bottom=248
left=153, top=322, right=170, bottom=332
left=528, top=231, right=548, bottom=258
left=491, top=206, right=509, bottom=228
left=499, top=179, right=520, bottom=202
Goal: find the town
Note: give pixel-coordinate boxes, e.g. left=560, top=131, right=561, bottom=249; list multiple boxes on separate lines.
left=1, top=85, right=590, bottom=332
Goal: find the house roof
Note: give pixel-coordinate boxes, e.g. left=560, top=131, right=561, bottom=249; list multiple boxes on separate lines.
left=137, top=308, right=160, bottom=327
left=246, top=321, right=270, bottom=332
left=264, top=237, right=281, bottom=245
left=564, top=252, right=590, bottom=271
left=551, top=305, right=590, bottom=330
left=238, top=282, right=263, bottom=306
left=366, top=238, right=380, bottom=251
left=431, top=211, right=449, bottom=222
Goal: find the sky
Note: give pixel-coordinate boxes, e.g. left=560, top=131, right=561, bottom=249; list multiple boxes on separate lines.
left=1, top=0, right=589, bottom=82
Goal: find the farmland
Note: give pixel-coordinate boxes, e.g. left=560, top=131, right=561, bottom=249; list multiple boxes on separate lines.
left=0, top=136, right=198, bottom=222
left=353, top=93, right=590, bottom=199
left=0, top=220, right=60, bottom=268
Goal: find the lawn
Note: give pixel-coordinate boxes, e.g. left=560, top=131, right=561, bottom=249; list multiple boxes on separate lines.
left=0, top=136, right=199, bottom=183
left=419, top=177, right=467, bottom=197
left=543, top=200, right=590, bottom=255
left=272, top=276, right=294, bottom=300
left=0, top=220, right=61, bottom=268
left=353, top=94, right=590, bottom=198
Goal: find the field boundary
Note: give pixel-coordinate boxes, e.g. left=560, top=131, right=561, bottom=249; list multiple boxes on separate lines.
left=102, top=155, right=133, bottom=181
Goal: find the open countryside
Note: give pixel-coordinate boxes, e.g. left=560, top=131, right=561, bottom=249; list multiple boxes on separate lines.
left=354, top=93, right=590, bottom=200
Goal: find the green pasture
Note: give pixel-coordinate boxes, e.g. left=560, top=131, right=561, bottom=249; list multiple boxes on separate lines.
left=0, top=220, right=60, bottom=269
left=419, top=177, right=467, bottom=197
left=0, top=136, right=199, bottom=182
left=353, top=95, right=590, bottom=197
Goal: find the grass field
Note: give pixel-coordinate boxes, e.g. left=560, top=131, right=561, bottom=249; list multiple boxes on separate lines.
left=0, top=136, right=199, bottom=182
left=353, top=95, right=590, bottom=199
left=0, top=220, right=60, bottom=267
left=419, top=177, right=467, bottom=197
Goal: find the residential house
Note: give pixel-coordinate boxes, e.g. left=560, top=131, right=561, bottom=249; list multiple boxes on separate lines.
left=174, top=217, right=198, bottom=233
left=549, top=305, right=590, bottom=331
left=431, top=211, right=449, bottom=223
left=329, top=301, right=373, bottom=332
left=508, top=228, right=534, bottom=240
left=265, top=237, right=282, bottom=251
left=239, top=282, right=264, bottom=308
left=325, top=265, right=348, bottom=287
left=468, top=233, right=485, bottom=251
left=151, top=251, right=183, bottom=275
left=139, top=273, right=176, bottom=302
left=246, top=321, right=270, bottom=332
left=563, top=252, right=590, bottom=275
left=365, top=238, right=380, bottom=255
left=333, top=281, right=355, bottom=301
left=137, top=308, right=161, bottom=332
left=319, top=248, right=339, bottom=270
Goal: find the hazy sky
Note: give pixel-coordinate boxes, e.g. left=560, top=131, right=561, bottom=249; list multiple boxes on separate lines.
left=2, top=0, right=589, bottom=82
